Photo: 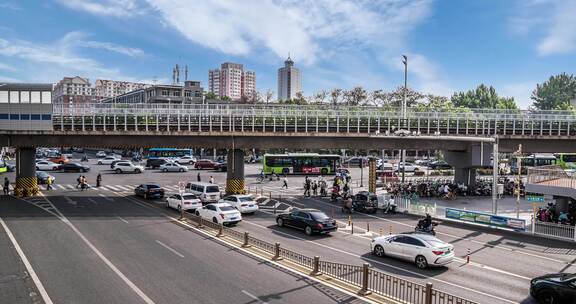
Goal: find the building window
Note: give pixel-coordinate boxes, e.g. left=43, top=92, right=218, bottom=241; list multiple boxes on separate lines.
left=162, top=90, right=169, bottom=96
left=10, top=114, right=19, bottom=120
left=20, top=114, right=30, bottom=120
left=0, top=114, right=8, bottom=119
left=20, top=91, right=30, bottom=103
left=31, top=92, right=41, bottom=103
left=31, top=114, right=40, bottom=120
left=184, top=90, right=191, bottom=97
left=9, top=91, right=19, bottom=103
left=41, top=91, right=52, bottom=103
left=173, top=90, right=181, bottom=97
left=0, top=91, right=7, bottom=103
left=42, top=114, right=51, bottom=120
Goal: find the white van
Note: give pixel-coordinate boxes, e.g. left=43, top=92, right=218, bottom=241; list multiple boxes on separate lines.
left=185, top=182, right=221, bottom=203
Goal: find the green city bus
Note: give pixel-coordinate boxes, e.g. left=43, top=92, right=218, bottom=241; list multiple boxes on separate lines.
left=555, top=153, right=576, bottom=171
left=263, top=153, right=341, bottom=175
left=0, top=160, right=8, bottom=173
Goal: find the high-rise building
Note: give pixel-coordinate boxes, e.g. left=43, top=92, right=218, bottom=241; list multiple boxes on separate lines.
left=277, top=56, right=302, bottom=101
left=208, top=62, right=256, bottom=101
left=52, top=76, right=96, bottom=106
left=95, top=79, right=149, bottom=99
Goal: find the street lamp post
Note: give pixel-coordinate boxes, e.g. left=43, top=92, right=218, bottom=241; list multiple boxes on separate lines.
left=401, top=55, right=408, bottom=184
left=514, top=144, right=523, bottom=219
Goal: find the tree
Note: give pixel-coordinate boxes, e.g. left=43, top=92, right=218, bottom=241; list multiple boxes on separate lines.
left=221, top=96, right=231, bottom=102
left=342, top=86, right=367, bottom=106
left=249, top=91, right=262, bottom=103
left=314, top=90, right=327, bottom=104
left=330, top=88, right=342, bottom=105
left=294, top=91, right=308, bottom=104
left=369, top=90, right=387, bottom=106
left=451, top=84, right=517, bottom=109
left=204, top=91, right=217, bottom=101
left=264, top=89, right=274, bottom=103
left=531, top=73, right=576, bottom=110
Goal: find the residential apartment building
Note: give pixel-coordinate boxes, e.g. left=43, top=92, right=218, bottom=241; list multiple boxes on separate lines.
left=94, top=79, right=149, bottom=99
left=52, top=76, right=96, bottom=106
left=101, top=81, right=204, bottom=104
left=277, top=56, right=302, bottom=101
left=208, top=62, right=256, bottom=101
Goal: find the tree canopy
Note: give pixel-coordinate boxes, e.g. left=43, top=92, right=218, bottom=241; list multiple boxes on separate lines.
left=531, top=73, right=576, bottom=110
left=450, top=84, right=517, bottom=109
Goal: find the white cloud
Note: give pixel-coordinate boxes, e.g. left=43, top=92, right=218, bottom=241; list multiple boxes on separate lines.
left=59, top=31, right=145, bottom=57
left=55, top=0, right=139, bottom=17
left=0, top=62, right=16, bottom=72
left=144, top=0, right=432, bottom=65
left=0, top=2, right=19, bottom=10
left=511, top=0, right=576, bottom=56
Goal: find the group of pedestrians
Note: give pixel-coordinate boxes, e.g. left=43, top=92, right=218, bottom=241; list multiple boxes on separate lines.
left=196, top=173, right=214, bottom=184
left=303, top=175, right=327, bottom=197
left=536, top=202, right=576, bottom=226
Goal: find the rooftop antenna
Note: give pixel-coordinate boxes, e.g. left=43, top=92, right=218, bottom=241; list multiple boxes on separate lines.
left=175, top=64, right=180, bottom=84
left=185, top=65, right=188, bottom=81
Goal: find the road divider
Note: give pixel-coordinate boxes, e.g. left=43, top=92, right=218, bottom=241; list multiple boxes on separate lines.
left=178, top=211, right=477, bottom=304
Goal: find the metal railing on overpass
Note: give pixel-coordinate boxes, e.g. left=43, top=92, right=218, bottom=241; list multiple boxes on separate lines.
left=49, top=103, right=576, bottom=137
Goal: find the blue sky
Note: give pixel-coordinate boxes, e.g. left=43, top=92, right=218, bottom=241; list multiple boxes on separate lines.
left=0, top=0, right=575, bottom=108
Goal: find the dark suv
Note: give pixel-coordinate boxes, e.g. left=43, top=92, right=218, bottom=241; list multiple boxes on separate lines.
left=146, top=158, right=168, bottom=169
left=276, top=209, right=338, bottom=235
left=351, top=191, right=378, bottom=213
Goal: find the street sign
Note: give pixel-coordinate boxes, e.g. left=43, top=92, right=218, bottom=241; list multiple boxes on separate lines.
left=526, top=195, right=544, bottom=202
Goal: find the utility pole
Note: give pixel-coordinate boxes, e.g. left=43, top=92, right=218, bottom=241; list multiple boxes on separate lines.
left=401, top=55, right=408, bottom=184
left=515, top=144, right=523, bottom=219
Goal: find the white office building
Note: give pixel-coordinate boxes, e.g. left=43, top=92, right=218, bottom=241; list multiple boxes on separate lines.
left=277, top=56, right=302, bottom=101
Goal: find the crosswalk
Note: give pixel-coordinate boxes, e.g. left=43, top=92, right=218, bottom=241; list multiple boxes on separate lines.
left=40, top=184, right=186, bottom=193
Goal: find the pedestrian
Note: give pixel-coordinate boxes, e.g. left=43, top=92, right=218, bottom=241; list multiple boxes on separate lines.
left=81, top=176, right=88, bottom=191
left=312, top=181, right=318, bottom=196
left=46, top=175, right=52, bottom=190
left=197, top=172, right=201, bottom=182
left=3, top=177, right=9, bottom=195
left=96, top=173, right=102, bottom=188
left=209, top=176, right=214, bottom=184
left=282, top=177, right=288, bottom=189
left=76, top=175, right=82, bottom=189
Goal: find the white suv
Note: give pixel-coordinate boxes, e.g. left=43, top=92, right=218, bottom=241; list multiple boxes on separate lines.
left=113, top=161, right=144, bottom=174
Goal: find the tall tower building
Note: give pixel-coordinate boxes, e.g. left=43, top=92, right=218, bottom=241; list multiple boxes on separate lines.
left=277, top=55, right=302, bottom=101
left=208, top=62, right=256, bottom=101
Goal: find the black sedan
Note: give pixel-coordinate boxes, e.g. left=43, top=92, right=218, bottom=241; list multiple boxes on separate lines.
left=60, top=162, right=90, bottom=172
left=214, top=162, right=227, bottom=172
left=351, top=191, right=378, bottom=213
left=276, top=209, right=337, bottom=235
left=428, top=161, right=452, bottom=170
left=36, top=171, right=55, bottom=184
left=531, top=273, right=576, bottom=303
left=134, top=184, right=165, bottom=199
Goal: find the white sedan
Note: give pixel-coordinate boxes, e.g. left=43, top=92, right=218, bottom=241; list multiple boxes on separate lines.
left=96, top=151, right=107, bottom=158
left=370, top=234, right=454, bottom=269
left=195, top=203, right=242, bottom=225
left=35, top=160, right=60, bottom=171
left=113, top=162, right=145, bottom=174
left=159, top=162, right=188, bottom=172
left=219, top=195, right=259, bottom=214
left=175, top=155, right=197, bottom=165
left=394, top=163, right=418, bottom=173
left=97, top=156, right=120, bottom=165
left=165, top=193, right=202, bottom=212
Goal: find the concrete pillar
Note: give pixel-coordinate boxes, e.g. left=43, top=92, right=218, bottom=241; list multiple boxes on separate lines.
left=15, top=147, right=38, bottom=197
left=368, top=158, right=376, bottom=193
left=454, top=168, right=477, bottom=188
left=226, top=149, right=245, bottom=195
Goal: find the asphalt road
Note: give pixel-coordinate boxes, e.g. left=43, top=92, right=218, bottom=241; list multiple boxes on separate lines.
left=2, top=154, right=575, bottom=304
left=0, top=186, right=369, bottom=304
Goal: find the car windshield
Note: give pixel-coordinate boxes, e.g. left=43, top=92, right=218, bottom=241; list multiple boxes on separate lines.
left=147, top=185, right=160, bottom=189
left=182, top=195, right=197, bottom=200
left=206, top=186, right=219, bottom=193
left=219, top=206, right=235, bottom=212
left=239, top=197, right=253, bottom=202
left=425, top=240, right=445, bottom=247
left=310, top=212, right=329, bottom=221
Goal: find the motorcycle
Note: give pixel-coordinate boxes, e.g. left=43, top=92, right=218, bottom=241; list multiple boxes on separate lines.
left=415, top=219, right=438, bottom=236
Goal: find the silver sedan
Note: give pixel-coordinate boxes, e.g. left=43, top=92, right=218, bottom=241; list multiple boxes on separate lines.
left=159, top=162, right=188, bottom=172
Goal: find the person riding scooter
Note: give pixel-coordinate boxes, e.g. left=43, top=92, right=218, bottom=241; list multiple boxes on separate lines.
left=415, top=213, right=437, bottom=235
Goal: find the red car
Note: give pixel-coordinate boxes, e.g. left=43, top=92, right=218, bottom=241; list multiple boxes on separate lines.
left=194, top=159, right=218, bottom=169
left=48, top=155, right=69, bottom=164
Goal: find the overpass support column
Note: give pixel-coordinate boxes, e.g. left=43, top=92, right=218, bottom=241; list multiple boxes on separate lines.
left=226, top=149, right=245, bottom=195
left=15, top=147, right=38, bottom=197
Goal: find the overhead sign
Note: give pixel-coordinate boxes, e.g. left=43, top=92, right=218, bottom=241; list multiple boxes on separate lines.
left=445, top=208, right=526, bottom=231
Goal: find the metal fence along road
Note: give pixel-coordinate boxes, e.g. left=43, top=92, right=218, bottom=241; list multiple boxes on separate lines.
left=181, top=212, right=477, bottom=304
left=532, top=220, right=576, bottom=242
left=47, top=103, right=576, bottom=137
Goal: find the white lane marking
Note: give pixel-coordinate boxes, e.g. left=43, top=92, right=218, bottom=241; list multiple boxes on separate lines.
left=66, top=184, right=76, bottom=190
left=306, top=197, right=572, bottom=266
left=98, top=193, right=114, bottom=202
left=121, top=195, right=374, bottom=304
left=64, top=196, right=77, bottom=206
left=56, top=185, right=66, bottom=190
left=155, top=240, right=184, bottom=258
left=115, top=185, right=130, bottom=191
left=117, top=216, right=129, bottom=224
left=29, top=194, right=157, bottom=304
left=0, top=217, right=54, bottom=304
left=242, top=220, right=517, bottom=304
left=105, top=185, right=120, bottom=191
left=241, top=290, right=268, bottom=304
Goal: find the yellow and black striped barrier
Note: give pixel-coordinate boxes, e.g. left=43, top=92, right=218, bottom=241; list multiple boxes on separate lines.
left=15, top=176, right=39, bottom=197
left=226, top=178, right=246, bottom=195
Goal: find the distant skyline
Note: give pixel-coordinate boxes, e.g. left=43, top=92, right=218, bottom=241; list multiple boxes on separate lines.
left=0, top=0, right=575, bottom=108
